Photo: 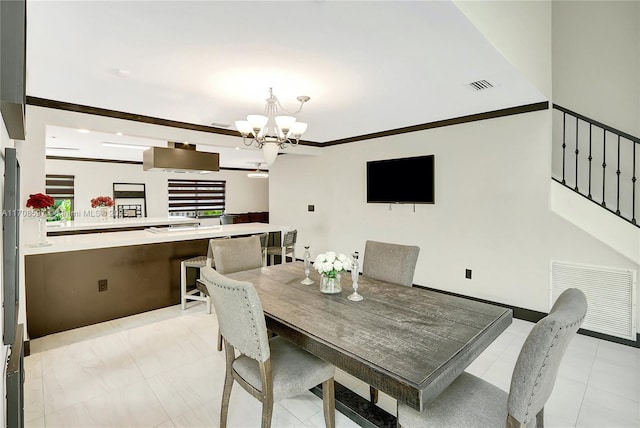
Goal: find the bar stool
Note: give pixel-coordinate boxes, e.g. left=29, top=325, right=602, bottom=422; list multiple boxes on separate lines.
left=180, top=237, right=227, bottom=313
left=266, top=229, right=297, bottom=265
left=180, top=251, right=212, bottom=314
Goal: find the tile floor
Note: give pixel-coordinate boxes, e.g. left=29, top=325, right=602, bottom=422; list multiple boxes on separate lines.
left=23, top=304, right=639, bottom=428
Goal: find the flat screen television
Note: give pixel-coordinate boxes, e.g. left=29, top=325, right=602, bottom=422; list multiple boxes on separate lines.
left=367, top=155, right=434, bottom=204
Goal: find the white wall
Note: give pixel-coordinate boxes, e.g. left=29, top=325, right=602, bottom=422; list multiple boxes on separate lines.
left=454, top=0, right=552, bottom=99
left=552, top=1, right=640, bottom=137
left=270, top=110, right=640, bottom=330
left=551, top=180, right=640, bottom=264
left=45, top=159, right=269, bottom=221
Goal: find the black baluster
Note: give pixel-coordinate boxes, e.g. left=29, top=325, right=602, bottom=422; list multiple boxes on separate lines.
left=616, top=135, right=621, bottom=215
left=575, top=117, right=579, bottom=191
left=587, top=123, right=593, bottom=199
left=562, top=113, right=566, bottom=185
left=602, top=130, right=607, bottom=208
left=633, top=142, right=637, bottom=225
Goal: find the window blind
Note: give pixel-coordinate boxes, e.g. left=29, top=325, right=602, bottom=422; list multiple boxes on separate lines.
left=167, top=179, right=226, bottom=218
left=45, top=174, right=75, bottom=219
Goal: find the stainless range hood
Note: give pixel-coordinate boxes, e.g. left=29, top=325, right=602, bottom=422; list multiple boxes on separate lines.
left=143, top=142, right=219, bottom=173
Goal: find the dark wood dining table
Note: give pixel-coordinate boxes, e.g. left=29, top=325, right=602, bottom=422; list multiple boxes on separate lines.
left=226, top=262, right=512, bottom=423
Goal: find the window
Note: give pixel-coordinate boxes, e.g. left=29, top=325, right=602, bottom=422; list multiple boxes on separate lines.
left=45, top=174, right=74, bottom=221
left=168, top=179, right=226, bottom=218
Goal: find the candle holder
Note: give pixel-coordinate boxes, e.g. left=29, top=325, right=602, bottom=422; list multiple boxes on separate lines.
left=347, top=251, right=363, bottom=301
left=301, top=245, right=314, bottom=285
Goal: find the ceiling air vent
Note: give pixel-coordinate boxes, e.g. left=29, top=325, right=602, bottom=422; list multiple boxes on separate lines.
left=468, top=79, right=494, bottom=91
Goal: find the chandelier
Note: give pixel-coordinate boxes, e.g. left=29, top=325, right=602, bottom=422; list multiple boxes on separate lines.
left=234, top=87, right=309, bottom=166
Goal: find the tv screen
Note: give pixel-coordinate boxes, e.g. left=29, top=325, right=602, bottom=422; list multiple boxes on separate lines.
left=367, top=155, right=434, bottom=204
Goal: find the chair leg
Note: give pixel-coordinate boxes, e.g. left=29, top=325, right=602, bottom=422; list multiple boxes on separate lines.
left=369, top=385, right=378, bottom=403
left=536, top=407, right=544, bottom=428
left=217, top=329, right=223, bottom=352
left=206, top=296, right=211, bottom=315
left=270, top=254, right=275, bottom=266
left=180, top=262, right=187, bottom=310
left=220, top=341, right=235, bottom=428
left=322, top=378, right=335, bottom=428
left=281, top=247, right=286, bottom=264
left=261, top=399, right=273, bottom=428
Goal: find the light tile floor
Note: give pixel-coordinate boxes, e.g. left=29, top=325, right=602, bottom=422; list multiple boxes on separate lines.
left=24, top=304, right=640, bottom=428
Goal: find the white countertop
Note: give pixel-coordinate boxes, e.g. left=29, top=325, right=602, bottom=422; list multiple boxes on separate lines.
left=24, top=223, right=289, bottom=255
left=46, top=216, right=199, bottom=232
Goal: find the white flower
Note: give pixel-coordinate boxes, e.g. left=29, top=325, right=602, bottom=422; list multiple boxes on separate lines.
left=314, top=251, right=352, bottom=275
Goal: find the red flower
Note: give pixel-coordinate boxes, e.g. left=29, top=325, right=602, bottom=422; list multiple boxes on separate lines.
left=91, top=196, right=114, bottom=208
left=26, top=193, right=55, bottom=210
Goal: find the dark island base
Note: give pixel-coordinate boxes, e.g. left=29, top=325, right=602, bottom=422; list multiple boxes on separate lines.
left=25, top=239, right=210, bottom=339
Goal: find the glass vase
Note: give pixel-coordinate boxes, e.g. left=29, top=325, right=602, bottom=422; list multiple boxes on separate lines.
left=320, top=274, right=341, bottom=294
left=98, top=207, right=109, bottom=221
left=37, top=216, right=48, bottom=246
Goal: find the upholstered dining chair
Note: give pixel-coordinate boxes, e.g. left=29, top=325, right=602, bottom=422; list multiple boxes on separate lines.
left=397, top=288, right=588, bottom=428
left=209, top=234, right=264, bottom=351
left=198, top=267, right=336, bottom=428
left=362, top=239, right=420, bottom=402
left=362, top=240, right=420, bottom=287
left=266, top=229, right=297, bottom=265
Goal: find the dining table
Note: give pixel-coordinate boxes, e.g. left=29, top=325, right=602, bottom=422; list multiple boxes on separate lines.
left=226, top=262, right=512, bottom=427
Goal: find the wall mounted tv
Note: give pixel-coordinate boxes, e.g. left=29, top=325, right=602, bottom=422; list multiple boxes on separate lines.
left=367, top=155, right=435, bottom=204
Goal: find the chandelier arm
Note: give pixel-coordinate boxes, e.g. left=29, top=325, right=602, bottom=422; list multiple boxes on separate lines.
left=274, top=98, right=307, bottom=116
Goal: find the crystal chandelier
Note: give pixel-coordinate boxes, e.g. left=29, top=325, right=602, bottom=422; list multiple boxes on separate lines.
left=234, top=88, right=309, bottom=166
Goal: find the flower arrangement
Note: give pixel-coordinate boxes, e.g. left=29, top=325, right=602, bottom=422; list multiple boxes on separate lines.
left=91, top=196, right=114, bottom=208
left=314, top=252, right=352, bottom=278
left=26, top=193, right=55, bottom=214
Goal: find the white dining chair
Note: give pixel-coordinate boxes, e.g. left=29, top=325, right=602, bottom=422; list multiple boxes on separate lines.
left=208, top=234, right=264, bottom=351
left=397, top=288, right=587, bottom=428
left=362, top=239, right=420, bottom=402
left=198, top=266, right=336, bottom=428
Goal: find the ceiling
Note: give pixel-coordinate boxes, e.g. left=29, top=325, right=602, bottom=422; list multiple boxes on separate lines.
left=26, top=0, right=546, bottom=168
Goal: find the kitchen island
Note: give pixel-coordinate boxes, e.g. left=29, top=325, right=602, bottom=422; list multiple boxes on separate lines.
left=24, top=223, right=289, bottom=338
left=45, top=215, right=200, bottom=236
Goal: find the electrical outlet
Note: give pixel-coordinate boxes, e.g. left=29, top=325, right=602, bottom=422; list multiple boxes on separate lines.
left=465, top=269, right=472, bottom=280
left=308, top=205, right=315, bottom=212
left=98, top=279, right=108, bottom=292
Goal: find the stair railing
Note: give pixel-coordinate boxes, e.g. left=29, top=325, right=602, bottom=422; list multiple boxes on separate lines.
left=553, top=104, right=639, bottom=227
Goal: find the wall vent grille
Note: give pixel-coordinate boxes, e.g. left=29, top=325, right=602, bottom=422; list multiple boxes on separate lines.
left=468, top=79, right=494, bottom=91
left=551, top=261, right=636, bottom=340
